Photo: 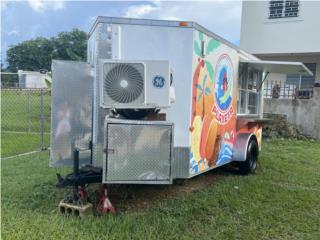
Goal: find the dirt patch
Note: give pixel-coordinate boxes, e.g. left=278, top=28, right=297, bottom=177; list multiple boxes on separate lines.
left=86, top=168, right=231, bottom=212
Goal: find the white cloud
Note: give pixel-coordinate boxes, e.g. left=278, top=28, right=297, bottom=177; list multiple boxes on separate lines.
left=7, top=30, right=20, bottom=36
left=27, top=0, right=65, bottom=13
left=123, top=4, right=159, bottom=18
left=122, top=1, right=242, bottom=43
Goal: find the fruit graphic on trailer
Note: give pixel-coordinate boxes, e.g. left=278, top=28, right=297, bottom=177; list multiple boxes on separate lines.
left=191, top=115, right=203, bottom=162
left=199, top=114, right=213, bottom=159
left=192, top=31, right=220, bottom=123
left=191, top=59, right=213, bottom=121
left=205, top=119, right=220, bottom=166
left=191, top=62, right=202, bottom=123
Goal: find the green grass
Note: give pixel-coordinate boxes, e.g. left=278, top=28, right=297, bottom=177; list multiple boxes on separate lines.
left=1, top=90, right=51, bottom=157
left=1, top=90, right=51, bottom=132
left=1, top=139, right=320, bottom=239
left=1, top=132, right=50, bottom=158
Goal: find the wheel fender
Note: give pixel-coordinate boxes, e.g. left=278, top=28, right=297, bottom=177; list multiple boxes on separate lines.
left=233, top=133, right=257, bottom=162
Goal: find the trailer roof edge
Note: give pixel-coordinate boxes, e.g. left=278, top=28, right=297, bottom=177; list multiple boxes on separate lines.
left=88, top=16, right=257, bottom=59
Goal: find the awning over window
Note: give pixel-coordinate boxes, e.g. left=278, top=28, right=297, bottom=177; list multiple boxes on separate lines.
left=240, top=60, right=313, bottom=76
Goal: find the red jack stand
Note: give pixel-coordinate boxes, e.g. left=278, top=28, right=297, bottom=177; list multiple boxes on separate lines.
left=97, top=184, right=116, bottom=215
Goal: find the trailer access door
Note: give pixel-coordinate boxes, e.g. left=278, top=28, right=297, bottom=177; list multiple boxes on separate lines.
left=103, top=119, right=173, bottom=184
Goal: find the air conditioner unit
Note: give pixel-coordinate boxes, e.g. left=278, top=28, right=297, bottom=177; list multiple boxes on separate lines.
left=99, top=60, right=171, bottom=109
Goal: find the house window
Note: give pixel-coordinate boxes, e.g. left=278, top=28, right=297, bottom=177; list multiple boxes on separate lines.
left=237, top=63, right=262, bottom=115
left=269, top=0, right=299, bottom=19
left=286, top=63, right=316, bottom=89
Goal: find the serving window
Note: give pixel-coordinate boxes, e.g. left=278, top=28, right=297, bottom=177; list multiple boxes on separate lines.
left=237, top=63, right=263, bottom=115
left=237, top=59, right=313, bottom=116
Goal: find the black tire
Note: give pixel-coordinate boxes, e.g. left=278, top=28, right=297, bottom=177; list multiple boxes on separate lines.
left=238, top=139, right=259, bottom=175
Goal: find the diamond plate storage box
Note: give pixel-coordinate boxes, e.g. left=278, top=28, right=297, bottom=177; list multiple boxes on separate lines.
left=103, top=119, right=173, bottom=184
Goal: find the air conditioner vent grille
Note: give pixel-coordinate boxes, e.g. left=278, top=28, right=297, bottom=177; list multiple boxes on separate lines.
left=103, top=63, right=144, bottom=105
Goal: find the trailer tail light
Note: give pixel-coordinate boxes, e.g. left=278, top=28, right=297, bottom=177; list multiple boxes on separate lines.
left=179, top=21, right=189, bottom=27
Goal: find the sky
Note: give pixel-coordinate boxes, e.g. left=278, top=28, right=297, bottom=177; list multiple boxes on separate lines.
left=1, top=0, right=243, bottom=66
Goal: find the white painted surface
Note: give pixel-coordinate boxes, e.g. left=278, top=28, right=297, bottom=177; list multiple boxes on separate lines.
left=240, top=1, right=320, bottom=54
left=18, top=70, right=48, bottom=88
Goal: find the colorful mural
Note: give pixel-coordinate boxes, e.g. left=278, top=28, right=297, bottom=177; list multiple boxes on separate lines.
left=190, top=31, right=239, bottom=175
left=213, top=54, right=235, bottom=125
left=189, top=30, right=263, bottom=175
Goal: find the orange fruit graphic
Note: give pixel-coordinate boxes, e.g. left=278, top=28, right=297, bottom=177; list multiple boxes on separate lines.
left=191, top=115, right=203, bottom=162
left=191, top=60, right=214, bottom=122
left=200, top=114, right=213, bottom=158
left=191, top=63, right=202, bottom=123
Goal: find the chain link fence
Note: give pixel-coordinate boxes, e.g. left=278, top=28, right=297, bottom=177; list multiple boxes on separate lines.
left=1, top=72, right=51, bottom=158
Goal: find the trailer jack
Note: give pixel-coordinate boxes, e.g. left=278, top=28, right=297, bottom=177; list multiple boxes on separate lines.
left=97, top=184, right=116, bottom=215
left=56, top=149, right=107, bottom=217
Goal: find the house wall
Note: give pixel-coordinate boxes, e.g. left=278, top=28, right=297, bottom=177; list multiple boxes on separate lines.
left=264, top=87, right=320, bottom=139
left=240, top=1, right=320, bottom=138
left=240, top=1, right=320, bottom=54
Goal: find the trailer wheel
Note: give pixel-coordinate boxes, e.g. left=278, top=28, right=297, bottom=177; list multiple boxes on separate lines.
left=238, top=139, right=259, bottom=174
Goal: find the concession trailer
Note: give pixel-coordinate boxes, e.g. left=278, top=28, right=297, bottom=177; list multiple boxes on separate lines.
left=51, top=17, right=312, bottom=214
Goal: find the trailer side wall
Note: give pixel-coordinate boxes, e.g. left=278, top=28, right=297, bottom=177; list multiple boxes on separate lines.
left=189, top=29, right=239, bottom=177
left=89, top=22, right=194, bottom=168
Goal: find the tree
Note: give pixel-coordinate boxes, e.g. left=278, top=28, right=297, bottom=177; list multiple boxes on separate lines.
left=6, top=29, right=87, bottom=72
left=7, top=37, right=53, bottom=72
left=51, top=29, right=87, bottom=62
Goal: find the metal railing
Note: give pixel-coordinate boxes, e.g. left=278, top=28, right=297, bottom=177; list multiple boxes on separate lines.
left=1, top=81, right=51, bottom=158
left=263, top=80, right=313, bottom=99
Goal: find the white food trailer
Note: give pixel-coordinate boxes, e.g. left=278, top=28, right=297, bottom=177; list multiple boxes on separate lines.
left=51, top=17, right=312, bottom=215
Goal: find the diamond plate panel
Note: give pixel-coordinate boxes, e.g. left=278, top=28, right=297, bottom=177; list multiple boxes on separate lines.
left=104, top=120, right=173, bottom=183
left=172, top=147, right=190, bottom=179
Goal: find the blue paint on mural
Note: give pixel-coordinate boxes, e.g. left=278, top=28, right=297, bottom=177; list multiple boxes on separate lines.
left=215, top=66, right=232, bottom=111
left=216, top=143, right=233, bottom=166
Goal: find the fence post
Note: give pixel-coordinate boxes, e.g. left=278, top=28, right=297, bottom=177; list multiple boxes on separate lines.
left=27, top=90, right=31, bottom=133
left=40, top=88, right=45, bottom=150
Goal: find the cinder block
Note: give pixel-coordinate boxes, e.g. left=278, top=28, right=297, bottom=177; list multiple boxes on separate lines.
left=59, top=201, right=93, bottom=217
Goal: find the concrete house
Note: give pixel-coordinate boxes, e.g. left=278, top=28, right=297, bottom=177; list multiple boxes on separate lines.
left=240, top=0, right=320, bottom=91
left=240, top=0, right=320, bottom=138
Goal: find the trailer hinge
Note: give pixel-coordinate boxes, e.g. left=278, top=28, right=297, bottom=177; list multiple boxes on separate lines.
left=103, top=148, right=115, bottom=154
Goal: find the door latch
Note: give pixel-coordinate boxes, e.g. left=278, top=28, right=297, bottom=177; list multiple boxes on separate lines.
left=103, top=148, right=115, bottom=154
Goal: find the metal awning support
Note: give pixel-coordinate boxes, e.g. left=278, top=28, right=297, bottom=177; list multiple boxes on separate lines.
left=257, top=72, right=269, bottom=92
left=240, top=60, right=313, bottom=76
